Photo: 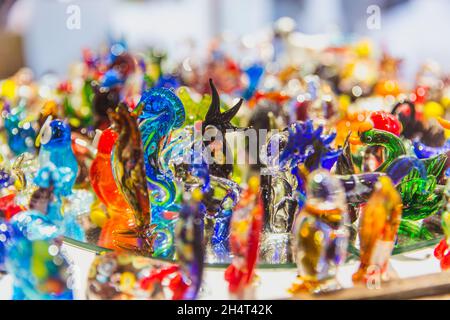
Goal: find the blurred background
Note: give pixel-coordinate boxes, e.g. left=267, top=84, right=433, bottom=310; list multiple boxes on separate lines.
left=0, top=0, right=449, bottom=80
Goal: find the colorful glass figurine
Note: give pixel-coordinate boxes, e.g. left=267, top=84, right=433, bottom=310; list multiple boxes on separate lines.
left=352, top=176, right=402, bottom=284
left=434, top=179, right=450, bottom=270
left=225, top=176, right=263, bottom=299
left=0, top=164, right=75, bottom=300
left=136, top=87, right=185, bottom=209
left=290, top=170, right=349, bottom=294
left=2, top=101, right=36, bottom=155
left=201, top=79, right=243, bottom=179
left=86, top=251, right=171, bottom=300
left=89, top=128, right=136, bottom=250
left=351, top=124, right=447, bottom=227
left=37, top=117, right=78, bottom=196
left=242, top=63, right=264, bottom=100
left=109, top=104, right=155, bottom=256
left=159, top=123, right=241, bottom=261
left=174, top=188, right=205, bottom=300
left=177, top=87, right=211, bottom=126
left=368, top=111, right=402, bottom=136
left=135, top=86, right=185, bottom=258
left=263, top=120, right=341, bottom=232
left=413, top=117, right=450, bottom=159
left=0, top=213, right=73, bottom=300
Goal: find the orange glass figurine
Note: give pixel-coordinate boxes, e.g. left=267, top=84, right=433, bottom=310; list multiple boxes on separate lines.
left=225, top=176, right=264, bottom=299
left=352, top=176, right=402, bottom=284
left=89, top=128, right=136, bottom=251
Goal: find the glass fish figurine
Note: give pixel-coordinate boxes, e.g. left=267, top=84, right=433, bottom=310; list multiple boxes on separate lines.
left=37, top=117, right=78, bottom=196
left=224, top=176, right=264, bottom=299
left=352, top=176, right=402, bottom=284
left=290, top=169, right=349, bottom=294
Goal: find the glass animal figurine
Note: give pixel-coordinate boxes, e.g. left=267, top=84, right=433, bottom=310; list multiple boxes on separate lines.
left=434, top=179, right=450, bottom=270
left=109, top=104, right=155, bottom=256
left=290, top=169, right=349, bottom=294
left=224, top=176, right=264, bottom=299
left=352, top=176, right=402, bottom=284
left=89, top=128, right=136, bottom=251
left=86, top=251, right=172, bottom=300
left=0, top=164, right=76, bottom=300
left=173, top=188, right=205, bottom=300
left=37, top=117, right=78, bottom=196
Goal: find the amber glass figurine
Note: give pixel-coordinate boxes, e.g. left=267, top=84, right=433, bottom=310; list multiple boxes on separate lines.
left=352, top=176, right=402, bottom=283
left=109, top=104, right=155, bottom=256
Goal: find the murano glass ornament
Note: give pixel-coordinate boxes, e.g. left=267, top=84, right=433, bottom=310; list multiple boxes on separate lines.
left=37, top=117, right=78, bottom=196
left=173, top=188, right=205, bottom=300
left=201, top=79, right=243, bottom=179
left=225, top=176, right=263, bottom=299
left=353, top=126, right=407, bottom=172
left=242, top=63, right=264, bottom=100
left=352, top=176, right=402, bottom=284
left=136, top=87, right=185, bottom=209
left=368, top=111, right=402, bottom=136
left=89, top=128, right=136, bottom=250
left=0, top=165, right=75, bottom=300
left=177, top=86, right=211, bottom=126
left=135, top=86, right=185, bottom=258
left=434, top=179, right=450, bottom=270
left=2, top=100, right=36, bottom=156
left=413, top=117, right=450, bottom=159
left=391, top=100, right=445, bottom=147
left=109, top=104, right=155, bottom=256
left=31, top=163, right=76, bottom=225
left=351, top=125, right=447, bottom=236
left=0, top=214, right=73, bottom=300
left=290, top=169, right=349, bottom=294
left=86, top=251, right=173, bottom=300
left=260, top=120, right=341, bottom=264
left=159, top=122, right=240, bottom=261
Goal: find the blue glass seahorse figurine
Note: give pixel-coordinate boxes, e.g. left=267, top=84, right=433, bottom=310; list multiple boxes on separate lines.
left=135, top=87, right=185, bottom=258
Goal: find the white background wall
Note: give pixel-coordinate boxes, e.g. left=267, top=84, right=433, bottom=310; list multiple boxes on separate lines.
left=5, top=0, right=450, bottom=79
